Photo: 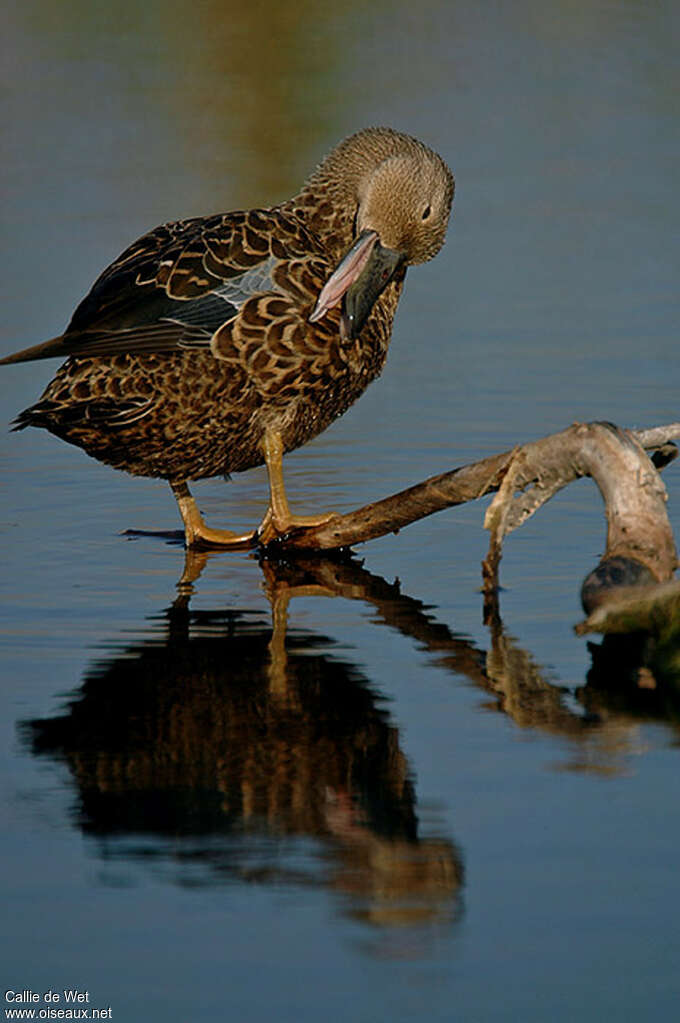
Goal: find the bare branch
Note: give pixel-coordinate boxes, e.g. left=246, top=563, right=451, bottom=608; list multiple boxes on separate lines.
left=634, top=423, right=680, bottom=449
left=483, top=422, right=677, bottom=590
left=268, top=422, right=680, bottom=564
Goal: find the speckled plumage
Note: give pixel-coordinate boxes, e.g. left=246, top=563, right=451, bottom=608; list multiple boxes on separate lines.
left=2, top=127, right=454, bottom=546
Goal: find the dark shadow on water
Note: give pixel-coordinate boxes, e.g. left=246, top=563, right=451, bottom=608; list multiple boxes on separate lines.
left=19, top=552, right=680, bottom=940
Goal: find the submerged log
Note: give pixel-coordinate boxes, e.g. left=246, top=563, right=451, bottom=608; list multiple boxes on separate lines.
left=575, top=580, right=680, bottom=637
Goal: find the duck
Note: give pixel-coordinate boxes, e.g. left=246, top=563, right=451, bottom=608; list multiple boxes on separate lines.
left=1, top=127, right=454, bottom=548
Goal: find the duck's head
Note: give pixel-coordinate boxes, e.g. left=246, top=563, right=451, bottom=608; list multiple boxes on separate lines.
left=309, top=128, right=454, bottom=338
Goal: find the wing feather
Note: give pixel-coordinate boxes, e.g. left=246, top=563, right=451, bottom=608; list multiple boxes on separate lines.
left=0, top=211, right=317, bottom=365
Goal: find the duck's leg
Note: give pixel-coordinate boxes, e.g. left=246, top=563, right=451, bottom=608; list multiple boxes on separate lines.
left=257, top=429, right=335, bottom=544
left=170, top=480, right=256, bottom=549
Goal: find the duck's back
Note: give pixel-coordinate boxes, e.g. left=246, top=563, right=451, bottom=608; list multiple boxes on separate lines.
left=15, top=207, right=404, bottom=481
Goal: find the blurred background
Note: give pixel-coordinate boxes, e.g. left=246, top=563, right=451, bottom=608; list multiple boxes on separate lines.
left=1, top=1, right=679, bottom=1020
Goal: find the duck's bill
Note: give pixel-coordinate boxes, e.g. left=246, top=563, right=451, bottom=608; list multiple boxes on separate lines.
left=310, top=230, right=404, bottom=339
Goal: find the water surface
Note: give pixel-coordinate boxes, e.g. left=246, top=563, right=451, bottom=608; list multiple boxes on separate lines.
left=2, top=1, right=680, bottom=1020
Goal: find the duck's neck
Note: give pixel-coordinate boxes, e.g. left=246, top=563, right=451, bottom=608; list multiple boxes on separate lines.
left=283, top=169, right=359, bottom=264
left=283, top=127, right=426, bottom=263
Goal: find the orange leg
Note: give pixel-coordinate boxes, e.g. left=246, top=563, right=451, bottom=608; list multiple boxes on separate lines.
left=257, top=429, right=335, bottom=544
left=171, top=480, right=256, bottom=550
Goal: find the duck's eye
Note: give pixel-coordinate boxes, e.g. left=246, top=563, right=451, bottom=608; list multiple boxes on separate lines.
left=421, top=205, right=432, bottom=220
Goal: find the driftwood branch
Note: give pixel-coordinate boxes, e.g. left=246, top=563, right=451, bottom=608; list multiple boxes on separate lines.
left=270, top=420, right=680, bottom=559
left=261, top=420, right=680, bottom=633
left=482, top=421, right=678, bottom=598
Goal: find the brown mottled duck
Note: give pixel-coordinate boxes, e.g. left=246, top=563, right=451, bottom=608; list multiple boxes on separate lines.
left=1, top=127, right=454, bottom=548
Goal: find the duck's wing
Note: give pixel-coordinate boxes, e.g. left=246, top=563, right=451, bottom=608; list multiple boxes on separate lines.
left=0, top=210, right=324, bottom=365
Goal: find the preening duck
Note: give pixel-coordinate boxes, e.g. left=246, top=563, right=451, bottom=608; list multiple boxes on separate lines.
left=1, top=127, right=454, bottom=548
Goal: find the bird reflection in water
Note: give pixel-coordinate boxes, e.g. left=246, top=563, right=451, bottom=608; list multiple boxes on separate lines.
left=23, top=552, right=465, bottom=934
left=22, top=551, right=680, bottom=933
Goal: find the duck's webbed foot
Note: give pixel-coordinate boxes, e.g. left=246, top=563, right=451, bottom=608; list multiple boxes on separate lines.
left=256, top=430, right=336, bottom=546
left=256, top=506, right=336, bottom=546
left=171, top=480, right=257, bottom=550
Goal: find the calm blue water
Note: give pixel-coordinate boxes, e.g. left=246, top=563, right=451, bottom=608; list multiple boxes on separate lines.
left=2, top=1, right=680, bottom=1020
